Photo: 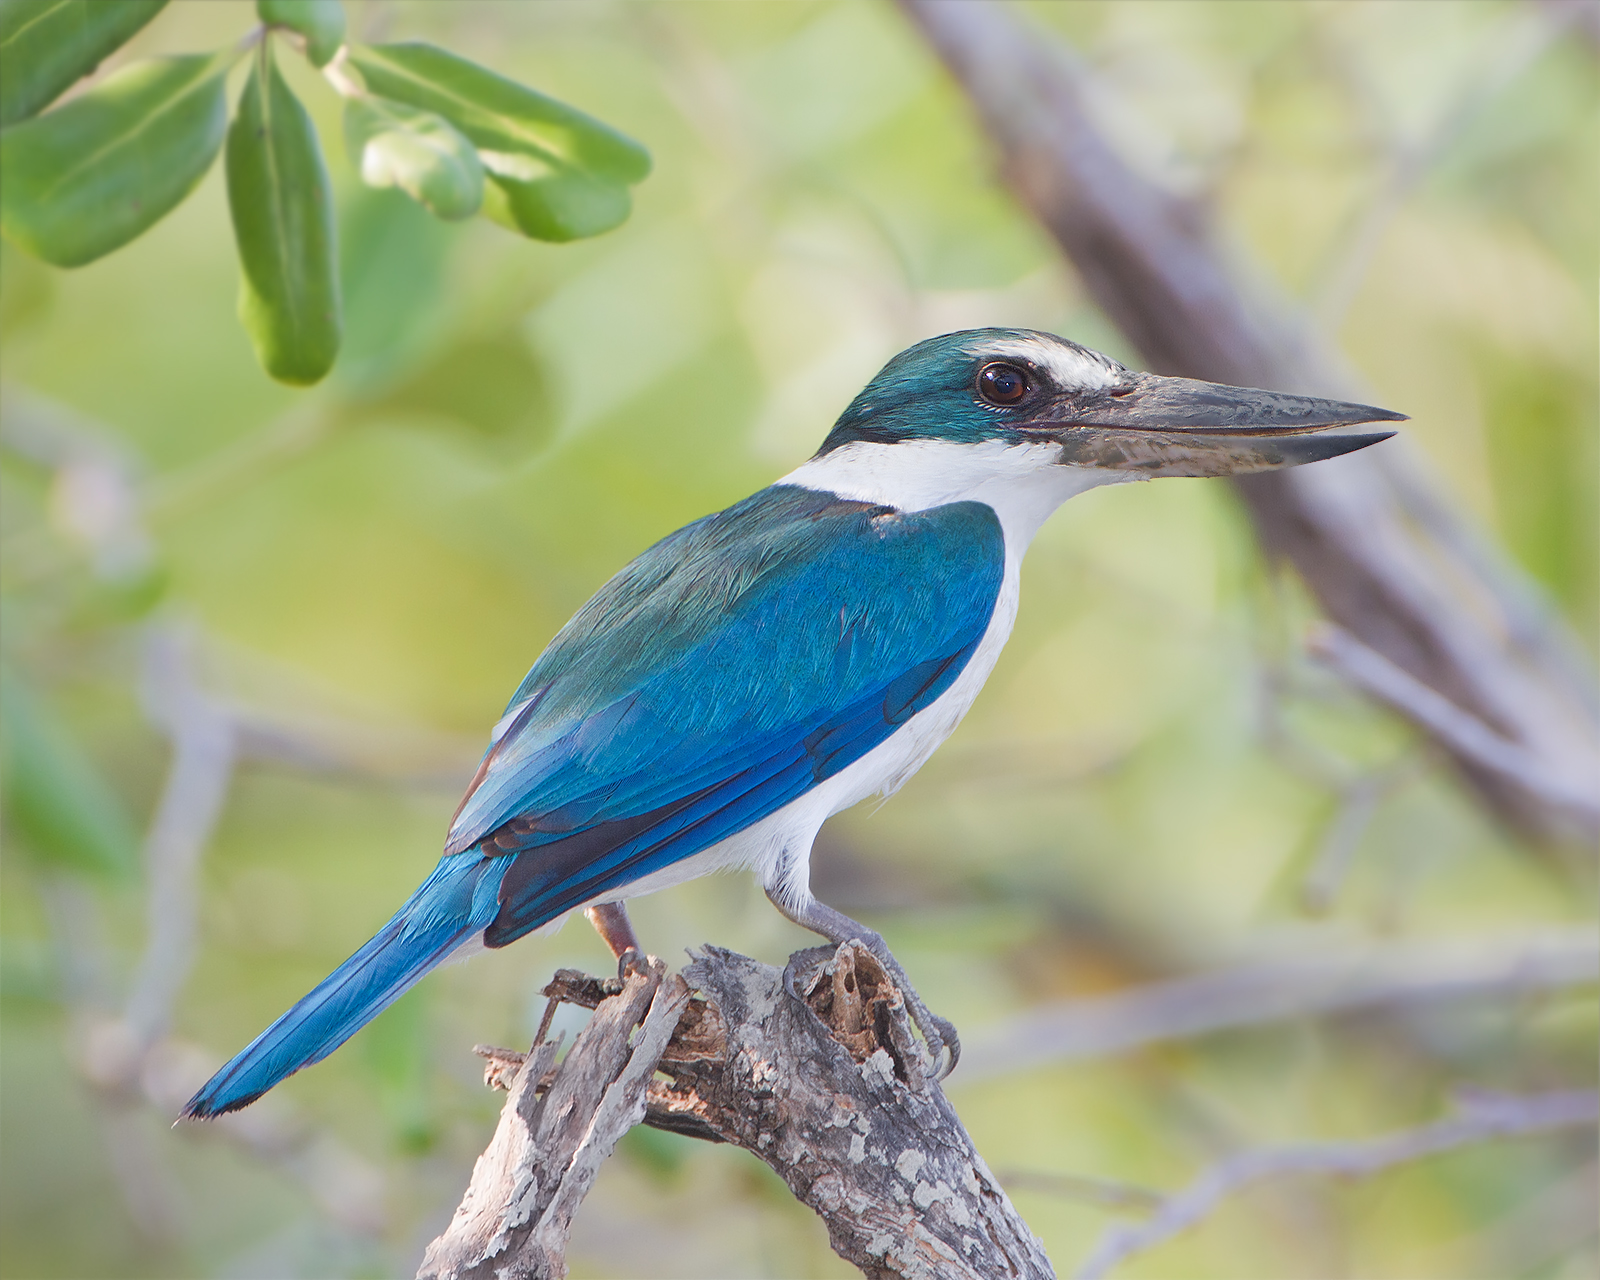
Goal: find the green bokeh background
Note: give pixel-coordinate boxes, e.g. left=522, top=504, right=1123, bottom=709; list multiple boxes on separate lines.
left=1, top=2, right=1595, bottom=1277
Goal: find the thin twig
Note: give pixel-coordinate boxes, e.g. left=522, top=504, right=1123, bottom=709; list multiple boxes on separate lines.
left=1300, top=756, right=1424, bottom=914
left=1381, top=455, right=1600, bottom=718
left=124, top=624, right=238, bottom=1049
left=226, top=703, right=477, bottom=788
left=1074, top=1089, right=1600, bottom=1279
left=44, top=880, right=390, bottom=1241
left=0, top=387, right=153, bottom=583
left=1308, top=623, right=1600, bottom=831
left=960, top=928, right=1599, bottom=1081
left=995, top=1170, right=1164, bottom=1215
left=140, top=400, right=333, bottom=526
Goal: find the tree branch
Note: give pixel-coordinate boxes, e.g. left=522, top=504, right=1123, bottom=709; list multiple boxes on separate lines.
left=1308, top=623, right=1600, bottom=826
left=960, top=928, right=1599, bottom=1081
left=124, top=624, right=237, bottom=1049
left=419, top=959, right=691, bottom=1280
left=1299, top=756, right=1423, bottom=914
left=423, top=944, right=1056, bottom=1280
left=1074, top=1089, right=1599, bottom=1279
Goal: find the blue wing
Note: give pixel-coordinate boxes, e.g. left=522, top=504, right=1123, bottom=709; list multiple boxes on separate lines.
left=447, top=484, right=1005, bottom=946
left=183, top=484, right=1002, bottom=1117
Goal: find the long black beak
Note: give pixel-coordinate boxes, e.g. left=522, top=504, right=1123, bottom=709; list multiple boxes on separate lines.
left=1030, top=371, right=1406, bottom=477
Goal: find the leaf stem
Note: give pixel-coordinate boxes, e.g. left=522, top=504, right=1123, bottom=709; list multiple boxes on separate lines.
left=232, top=23, right=266, bottom=61
left=322, top=45, right=364, bottom=99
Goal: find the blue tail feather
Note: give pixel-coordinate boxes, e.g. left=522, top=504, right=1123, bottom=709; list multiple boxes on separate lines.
left=182, top=853, right=508, bottom=1119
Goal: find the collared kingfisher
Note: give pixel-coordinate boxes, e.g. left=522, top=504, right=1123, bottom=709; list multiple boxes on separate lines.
left=184, top=328, right=1401, bottom=1116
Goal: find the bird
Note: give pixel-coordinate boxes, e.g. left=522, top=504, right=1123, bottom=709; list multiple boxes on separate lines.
left=182, top=328, right=1402, bottom=1117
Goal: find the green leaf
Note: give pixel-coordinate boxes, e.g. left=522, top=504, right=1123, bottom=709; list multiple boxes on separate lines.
left=345, top=42, right=646, bottom=242
left=226, top=40, right=341, bottom=385
left=0, top=0, right=168, bottom=126
left=255, top=0, right=344, bottom=69
left=344, top=42, right=647, bottom=242
left=344, top=96, right=482, bottom=221
left=480, top=153, right=631, bottom=243
left=347, top=42, right=649, bottom=181
left=0, top=52, right=227, bottom=267
left=0, top=665, right=138, bottom=879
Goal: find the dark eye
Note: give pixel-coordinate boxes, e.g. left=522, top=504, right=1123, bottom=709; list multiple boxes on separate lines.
left=977, top=362, right=1029, bottom=406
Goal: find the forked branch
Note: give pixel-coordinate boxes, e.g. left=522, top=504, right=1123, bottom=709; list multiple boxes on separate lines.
left=420, top=946, right=1055, bottom=1280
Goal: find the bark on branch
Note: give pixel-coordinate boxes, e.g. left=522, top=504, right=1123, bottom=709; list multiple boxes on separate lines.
left=420, top=945, right=1054, bottom=1280
left=418, top=960, right=690, bottom=1280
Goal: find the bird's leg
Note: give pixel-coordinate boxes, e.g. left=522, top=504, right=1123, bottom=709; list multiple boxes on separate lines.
left=584, top=901, right=646, bottom=979
left=765, top=889, right=960, bottom=1080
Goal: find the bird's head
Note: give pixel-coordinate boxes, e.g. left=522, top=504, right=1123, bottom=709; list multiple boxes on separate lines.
left=816, top=328, right=1404, bottom=477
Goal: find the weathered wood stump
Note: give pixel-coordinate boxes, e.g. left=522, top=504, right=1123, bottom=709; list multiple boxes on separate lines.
left=418, top=944, right=1054, bottom=1280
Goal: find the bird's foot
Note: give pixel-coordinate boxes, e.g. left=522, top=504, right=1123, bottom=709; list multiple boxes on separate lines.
left=874, top=951, right=959, bottom=1082
left=615, top=946, right=647, bottom=981
left=901, top=988, right=960, bottom=1082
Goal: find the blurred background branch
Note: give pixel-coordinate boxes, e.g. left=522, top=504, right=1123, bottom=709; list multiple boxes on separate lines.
left=962, top=927, right=1597, bottom=1079
left=898, top=0, right=1599, bottom=844
left=124, top=624, right=237, bottom=1049
left=1074, top=1088, right=1599, bottom=1280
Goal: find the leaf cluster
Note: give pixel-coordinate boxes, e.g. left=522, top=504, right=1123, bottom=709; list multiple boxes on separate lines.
left=0, top=0, right=650, bottom=385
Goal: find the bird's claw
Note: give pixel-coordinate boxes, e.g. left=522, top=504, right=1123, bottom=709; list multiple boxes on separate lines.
left=862, top=943, right=961, bottom=1081
left=615, top=947, right=647, bottom=981
left=909, top=1002, right=960, bottom=1081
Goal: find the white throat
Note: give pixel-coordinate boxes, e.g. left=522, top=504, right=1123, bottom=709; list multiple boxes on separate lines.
left=780, top=438, right=1118, bottom=554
